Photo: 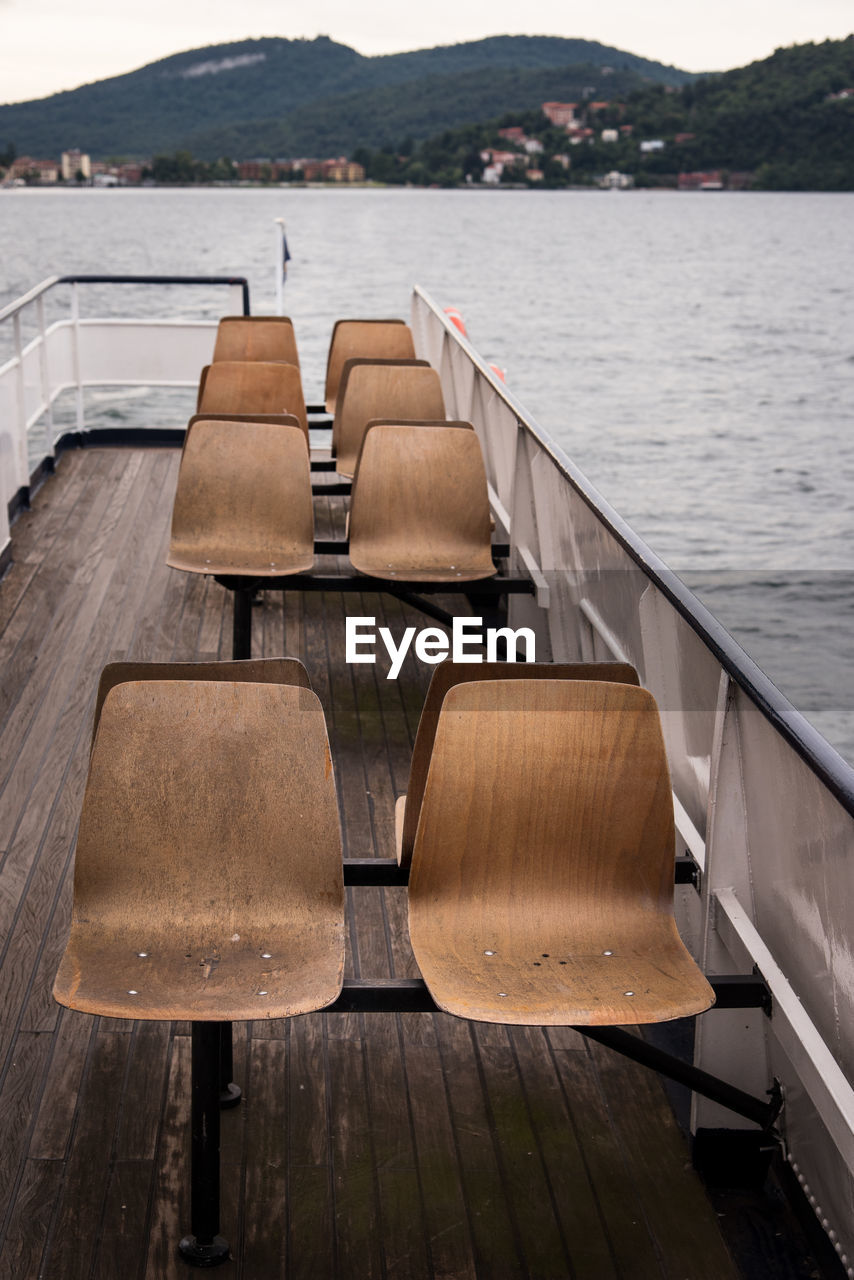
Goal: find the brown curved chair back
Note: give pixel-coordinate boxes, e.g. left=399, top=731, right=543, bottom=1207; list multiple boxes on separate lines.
left=185, top=411, right=308, bottom=448
left=325, top=319, right=415, bottom=412
left=360, top=418, right=473, bottom=440
left=212, top=316, right=300, bottom=366
left=53, top=679, right=345, bottom=1021
left=408, top=679, right=714, bottom=1026
left=93, top=658, right=312, bottom=745
left=197, top=361, right=308, bottom=435
left=333, top=363, right=445, bottom=477
left=348, top=424, right=493, bottom=582
left=167, top=418, right=314, bottom=578
left=396, top=660, right=640, bottom=867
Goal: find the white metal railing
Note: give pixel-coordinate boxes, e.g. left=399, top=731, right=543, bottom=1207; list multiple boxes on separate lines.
left=0, top=275, right=248, bottom=555
left=412, top=284, right=854, bottom=1279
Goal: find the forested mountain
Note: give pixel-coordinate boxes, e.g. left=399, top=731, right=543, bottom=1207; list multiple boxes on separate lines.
left=618, top=36, right=854, bottom=187
left=355, top=36, right=854, bottom=190
left=0, top=35, right=693, bottom=159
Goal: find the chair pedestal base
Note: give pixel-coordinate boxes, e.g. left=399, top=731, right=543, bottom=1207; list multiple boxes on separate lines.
left=219, top=1082, right=242, bottom=1108
left=181, top=1022, right=229, bottom=1269
left=178, top=1234, right=230, bottom=1268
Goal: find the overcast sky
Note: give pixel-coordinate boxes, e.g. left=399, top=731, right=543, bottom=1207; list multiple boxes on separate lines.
left=2, top=0, right=853, bottom=105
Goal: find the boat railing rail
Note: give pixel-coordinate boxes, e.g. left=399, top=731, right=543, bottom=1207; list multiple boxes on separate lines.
left=0, top=273, right=249, bottom=546
left=412, top=284, right=854, bottom=1278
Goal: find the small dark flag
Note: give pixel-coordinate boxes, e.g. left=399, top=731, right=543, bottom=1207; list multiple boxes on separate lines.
left=282, top=226, right=292, bottom=281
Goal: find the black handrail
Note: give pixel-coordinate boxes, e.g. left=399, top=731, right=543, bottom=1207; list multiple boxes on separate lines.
left=414, top=285, right=854, bottom=819
left=58, top=273, right=251, bottom=315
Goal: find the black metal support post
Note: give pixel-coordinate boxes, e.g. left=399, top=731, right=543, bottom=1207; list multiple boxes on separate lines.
left=579, top=1025, right=783, bottom=1130
left=178, top=1022, right=229, bottom=1267
left=232, top=586, right=255, bottom=661
left=218, top=1022, right=241, bottom=1108
left=218, top=572, right=535, bottom=662
left=324, top=959, right=778, bottom=1130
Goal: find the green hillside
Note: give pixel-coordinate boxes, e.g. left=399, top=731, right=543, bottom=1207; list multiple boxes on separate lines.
left=0, top=34, right=694, bottom=159
left=356, top=36, right=854, bottom=190
left=183, top=62, right=659, bottom=159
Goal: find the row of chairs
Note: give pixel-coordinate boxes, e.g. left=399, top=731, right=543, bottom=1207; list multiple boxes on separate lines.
left=58, top=657, right=713, bottom=1025
left=197, top=355, right=444, bottom=479
left=167, top=418, right=496, bottom=583
left=210, top=314, right=415, bottom=415
left=202, top=316, right=423, bottom=474
left=170, top=314, right=497, bottom=588
left=54, top=657, right=714, bottom=1262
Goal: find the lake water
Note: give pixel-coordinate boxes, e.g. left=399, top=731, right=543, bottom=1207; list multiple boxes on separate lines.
left=2, top=186, right=853, bottom=757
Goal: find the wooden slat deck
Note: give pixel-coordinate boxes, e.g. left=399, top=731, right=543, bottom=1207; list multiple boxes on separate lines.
left=0, top=444, right=748, bottom=1279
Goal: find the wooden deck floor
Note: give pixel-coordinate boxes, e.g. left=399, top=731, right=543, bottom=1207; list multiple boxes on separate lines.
left=0, top=444, right=751, bottom=1279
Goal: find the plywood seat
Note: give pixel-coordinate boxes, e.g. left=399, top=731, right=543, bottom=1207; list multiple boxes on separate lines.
left=212, top=315, right=300, bottom=365
left=53, top=677, right=346, bottom=1023
left=408, top=679, right=715, bottom=1027
left=167, top=417, right=313, bottom=578
left=395, top=660, right=641, bottom=868
left=332, top=358, right=441, bottom=476
left=348, top=423, right=493, bottom=581
left=325, top=318, right=415, bottom=412
left=197, top=360, right=308, bottom=436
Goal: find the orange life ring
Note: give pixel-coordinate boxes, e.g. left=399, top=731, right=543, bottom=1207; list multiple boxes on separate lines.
left=443, top=306, right=467, bottom=337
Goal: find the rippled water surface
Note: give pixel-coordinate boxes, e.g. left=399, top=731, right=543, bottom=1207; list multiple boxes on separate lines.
left=2, top=187, right=853, bottom=755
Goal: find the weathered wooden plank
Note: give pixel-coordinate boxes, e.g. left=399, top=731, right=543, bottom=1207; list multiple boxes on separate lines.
left=143, top=1032, right=193, bottom=1279
left=288, top=1165, right=335, bottom=1280
left=0, top=494, right=126, bottom=813
left=472, top=1019, right=573, bottom=1279
left=509, top=1023, right=628, bottom=1279
left=586, top=1033, right=739, bottom=1280
left=546, top=1036, right=666, bottom=1279
left=288, top=1014, right=329, bottom=1167
left=363, top=1013, right=431, bottom=1278
left=40, top=1029, right=131, bottom=1280
left=326, top=1032, right=383, bottom=1279
left=92, top=1160, right=153, bottom=1280
left=400, top=1013, right=477, bottom=1280
left=17, top=460, right=180, bottom=1039
left=28, top=1010, right=96, bottom=1160
left=431, top=1013, right=522, bottom=1279
left=242, top=1038, right=287, bottom=1277
left=115, top=1021, right=171, bottom=1162
left=0, top=1029, right=54, bottom=1228
left=0, top=1158, right=63, bottom=1279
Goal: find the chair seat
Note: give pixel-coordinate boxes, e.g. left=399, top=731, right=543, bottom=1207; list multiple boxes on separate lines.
left=408, top=915, right=713, bottom=1026
left=55, top=923, right=342, bottom=1022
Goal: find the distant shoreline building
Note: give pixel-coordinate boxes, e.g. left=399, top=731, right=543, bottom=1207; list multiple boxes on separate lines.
left=61, top=149, right=91, bottom=180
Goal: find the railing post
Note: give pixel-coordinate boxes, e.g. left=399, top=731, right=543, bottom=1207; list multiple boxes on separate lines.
left=70, top=283, right=85, bottom=433
left=36, top=294, right=55, bottom=465
left=12, top=313, right=29, bottom=495
left=274, top=219, right=286, bottom=316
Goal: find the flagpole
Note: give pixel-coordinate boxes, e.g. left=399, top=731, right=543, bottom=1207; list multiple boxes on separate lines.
left=274, top=217, right=287, bottom=315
